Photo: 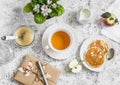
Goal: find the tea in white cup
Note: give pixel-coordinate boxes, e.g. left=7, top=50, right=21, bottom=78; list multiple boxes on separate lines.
left=45, top=29, right=73, bottom=52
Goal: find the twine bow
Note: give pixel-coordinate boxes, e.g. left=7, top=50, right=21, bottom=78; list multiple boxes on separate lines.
left=18, top=61, right=51, bottom=82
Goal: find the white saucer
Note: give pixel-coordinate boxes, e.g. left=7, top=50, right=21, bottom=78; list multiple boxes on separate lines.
left=79, top=35, right=114, bottom=72
left=42, top=23, right=79, bottom=60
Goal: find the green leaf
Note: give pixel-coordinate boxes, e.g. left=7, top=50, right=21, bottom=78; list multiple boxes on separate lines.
left=31, top=0, right=38, bottom=3
left=49, top=9, right=58, bottom=17
left=56, top=4, right=65, bottom=16
left=38, top=0, right=47, bottom=4
left=23, top=3, right=33, bottom=13
left=52, top=0, right=59, bottom=3
left=101, top=12, right=111, bottom=18
left=31, top=2, right=37, bottom=8
left=34, top=13, right=46, bottom=24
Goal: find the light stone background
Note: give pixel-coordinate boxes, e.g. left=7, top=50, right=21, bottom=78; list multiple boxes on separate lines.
left=0, top=0, right=120, bottom=85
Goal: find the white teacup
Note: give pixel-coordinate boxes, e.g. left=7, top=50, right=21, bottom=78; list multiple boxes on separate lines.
left=45, top=25, right=73, bottom=52
left=76, top=8, right=92, bottom=24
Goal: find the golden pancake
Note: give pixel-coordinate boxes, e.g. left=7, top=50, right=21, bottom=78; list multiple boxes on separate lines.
left=89, top=40, right=108, bottom=54
left=85, top=47, right=105, bottom=68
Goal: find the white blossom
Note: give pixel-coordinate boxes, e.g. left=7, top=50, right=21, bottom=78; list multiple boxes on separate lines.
left=69, top=59, right=82, bottom=73
left=41, top=5, right=52, bottom=16
left=33, top=4, right=40, bottom=13
left=52, top=3, right=57, bottom=8
left=47, top=0, right=52, bottom=4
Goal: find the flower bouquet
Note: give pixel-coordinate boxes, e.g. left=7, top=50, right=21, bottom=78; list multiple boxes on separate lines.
left=23, top=0, right=65, bottom=24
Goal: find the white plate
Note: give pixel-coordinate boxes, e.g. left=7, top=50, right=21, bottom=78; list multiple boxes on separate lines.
left=80, top=35, right=113, bottom=72
left=42, top=23, right=79, bottom=60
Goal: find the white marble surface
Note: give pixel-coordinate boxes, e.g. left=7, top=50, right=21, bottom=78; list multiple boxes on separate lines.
left=0, top=0, right=120, bottom=85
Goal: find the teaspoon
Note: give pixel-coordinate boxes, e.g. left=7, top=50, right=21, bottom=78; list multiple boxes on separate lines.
left=1, top=36, right=18, bottom=40
left=107, top=48, right=115, bottom=60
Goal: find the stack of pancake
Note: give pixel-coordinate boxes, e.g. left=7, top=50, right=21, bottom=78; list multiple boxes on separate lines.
left=85, top=40, right=109, bottom=68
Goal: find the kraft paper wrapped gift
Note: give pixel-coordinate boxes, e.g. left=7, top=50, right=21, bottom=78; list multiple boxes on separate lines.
left=14, top=55, right=61, bottom=85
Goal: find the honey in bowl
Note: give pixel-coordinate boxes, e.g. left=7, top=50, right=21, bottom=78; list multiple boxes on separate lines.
left=14, top=26, right=34, bottom=46
left=51, top=31, right=70, bottom=50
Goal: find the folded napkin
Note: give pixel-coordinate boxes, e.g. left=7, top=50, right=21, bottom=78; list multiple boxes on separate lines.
left=14, top=55, right=61, bottom=85
left=101, top=0, right=120, bottom=43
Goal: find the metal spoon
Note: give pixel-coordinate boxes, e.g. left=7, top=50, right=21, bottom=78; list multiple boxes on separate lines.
left=1, top=31, right=26, bottom=41
left=107, top=48, right=115, bottom=60
left=1, top=36, right=19, bottom=40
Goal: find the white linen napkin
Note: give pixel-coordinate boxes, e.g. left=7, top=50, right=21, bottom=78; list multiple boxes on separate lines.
left=101, top=0, right=120, bottom=43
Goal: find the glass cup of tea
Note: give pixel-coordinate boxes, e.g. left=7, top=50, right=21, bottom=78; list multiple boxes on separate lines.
left=45, top=29, right=73, bottom=52
left=14, top=25, right=36, bottom=47
left=1, top=25, right=38, bottom=47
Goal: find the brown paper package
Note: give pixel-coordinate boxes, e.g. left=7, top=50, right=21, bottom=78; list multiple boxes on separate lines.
left=14, top=55, right=61, bottom=85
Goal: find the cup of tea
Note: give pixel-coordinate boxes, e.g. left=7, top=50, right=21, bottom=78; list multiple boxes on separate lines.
left=45, top=28, right=73, bottom=52
left=1, top=25, right=37, bottom=47
left=76, top=8, right=92, bottom=24
left=14, top=25, right=35, bottom=47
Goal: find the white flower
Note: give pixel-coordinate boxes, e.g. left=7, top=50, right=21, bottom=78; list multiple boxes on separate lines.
left=71, top=65, right=82, bottom=73
left=47, top=0, right=52, bottom=4
left=41, top=4, right=52, bottom=16
left=52, top=3, right=57, bottom=8
left=33, top=4, right=40, bottom=13
left=69, top=59, right=78, bottom=68
left=18, top=61, right=33, bottom=76
left=69, top=59, right=82, bottom=73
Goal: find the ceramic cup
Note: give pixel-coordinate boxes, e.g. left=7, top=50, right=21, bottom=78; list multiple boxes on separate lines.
left=45, top=28, right=73, bottom=52
left=76, top=8, right=92, bottom=24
